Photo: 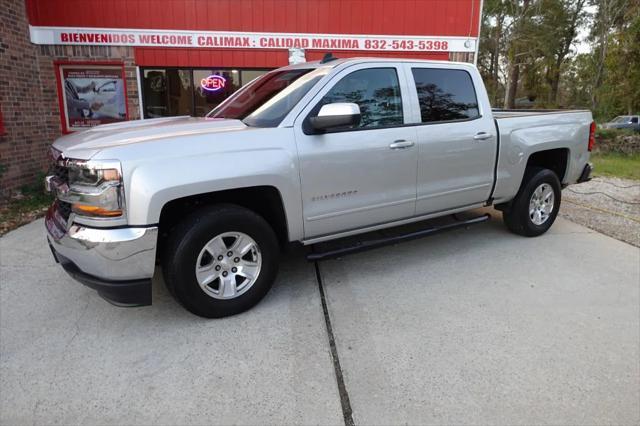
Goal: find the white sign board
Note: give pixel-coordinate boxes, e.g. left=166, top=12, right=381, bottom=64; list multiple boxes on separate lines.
left=30, top=26, right=477, bottom=53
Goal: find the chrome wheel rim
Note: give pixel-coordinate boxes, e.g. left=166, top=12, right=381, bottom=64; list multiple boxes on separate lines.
left=529, top=183, right=555, bottom=225
left=195, top=232, right=262, bottom=300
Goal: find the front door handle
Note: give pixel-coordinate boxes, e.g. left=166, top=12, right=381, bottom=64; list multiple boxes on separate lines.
left=389, top=140, right=415, bottom=149
left=473, top=132, right=493, bottom=141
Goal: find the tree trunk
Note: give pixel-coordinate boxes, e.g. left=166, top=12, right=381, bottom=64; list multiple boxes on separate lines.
left=503, top=0, right=529, bottom=109
left=549, top=57, right=563, bottom=105
left=492, top=17, right=502, bottom=105
left=591, top=0, right=623, bottom=111
left=504, top=61, right=520, bottom=109
left=591, top=40, right=608, bottom=111
left=550, top=75, right=560, bottom=106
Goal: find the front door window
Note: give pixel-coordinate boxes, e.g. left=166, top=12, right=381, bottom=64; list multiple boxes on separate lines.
left=318, top=68, right=404, bottom=129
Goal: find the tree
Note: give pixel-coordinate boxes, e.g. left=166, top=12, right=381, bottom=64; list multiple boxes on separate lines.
left=477, top=0, right=510, bottom=105
left=588, top=0, right=631, bottom=111
left=477, top=0, right=638, bottom=116
left=503, top=0, right=534, bottom=109
left=559, top=54, right=596, bottom=109
left=538, top=0, right=588, bottom=105
left=594, top=2, right=640, bottom=117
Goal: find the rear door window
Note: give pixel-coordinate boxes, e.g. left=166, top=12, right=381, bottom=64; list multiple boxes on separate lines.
left=411, top=68, right=480, bottom=123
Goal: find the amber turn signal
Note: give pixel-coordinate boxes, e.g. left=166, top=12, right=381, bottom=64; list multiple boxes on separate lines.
left=72, top=204, right=123, bottom=217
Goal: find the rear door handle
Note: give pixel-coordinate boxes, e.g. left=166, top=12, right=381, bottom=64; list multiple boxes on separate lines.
left=389, top=140, right=415, bottom=149
left=473, top=132, right=493, bottom=141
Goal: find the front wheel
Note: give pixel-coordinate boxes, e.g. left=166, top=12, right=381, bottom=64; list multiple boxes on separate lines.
left=501, top=167, right=561, bottom=237
left=162, top=204, right=279, bottom=318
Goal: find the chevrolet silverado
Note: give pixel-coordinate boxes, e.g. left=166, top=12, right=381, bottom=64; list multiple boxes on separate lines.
left=45, top=57, right=595, bottom=317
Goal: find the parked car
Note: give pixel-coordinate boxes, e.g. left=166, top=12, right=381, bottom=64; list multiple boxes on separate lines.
left=45, top=57, right=595, bottom=318
left=601, top=115, right=640, bottom=131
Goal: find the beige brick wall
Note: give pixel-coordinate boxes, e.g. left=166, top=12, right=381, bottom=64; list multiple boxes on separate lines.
left=0, top=0, right=140, bottom=199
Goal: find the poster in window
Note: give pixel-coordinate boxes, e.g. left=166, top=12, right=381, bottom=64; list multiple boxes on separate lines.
left=57, top=63, right=128, bottom=132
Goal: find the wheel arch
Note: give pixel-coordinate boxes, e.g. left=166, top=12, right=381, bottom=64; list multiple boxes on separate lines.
left=525, top=147, right=570, bottom=182
left=157, top=186, right=291, bottom=250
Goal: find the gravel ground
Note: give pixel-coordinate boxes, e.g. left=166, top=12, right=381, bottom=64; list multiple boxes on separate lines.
left=560, top=176, right=640, bottom=247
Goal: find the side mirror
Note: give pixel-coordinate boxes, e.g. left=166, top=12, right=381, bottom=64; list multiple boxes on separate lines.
left=309, top=103, right=361, bottom=132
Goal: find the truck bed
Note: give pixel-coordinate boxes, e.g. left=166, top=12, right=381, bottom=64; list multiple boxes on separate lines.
left=490, top=108, right=593, bottom=205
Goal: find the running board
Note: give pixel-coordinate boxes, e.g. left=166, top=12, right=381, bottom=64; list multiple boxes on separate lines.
left=307, top=213, right=491, bottom=261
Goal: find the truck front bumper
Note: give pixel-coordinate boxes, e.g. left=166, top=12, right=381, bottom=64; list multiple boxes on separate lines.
left=45, top=204, right=158, bottom=306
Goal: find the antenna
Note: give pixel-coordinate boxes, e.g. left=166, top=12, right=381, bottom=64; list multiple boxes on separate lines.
left=320, top=53, right=338, bottom=64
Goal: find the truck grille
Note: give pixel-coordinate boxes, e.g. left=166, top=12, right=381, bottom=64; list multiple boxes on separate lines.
left=57, top=200, right=72, bottom=221
left=49, top=146, right=68, bottom=184
left=52, top=163, right=69, bottom=185
left=49, top=148, right=72, bottom=221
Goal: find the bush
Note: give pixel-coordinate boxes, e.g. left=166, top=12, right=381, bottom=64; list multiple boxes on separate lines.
left=595, top=127, right=636, bottom=141
left=595, top=130, right=640, bottom=155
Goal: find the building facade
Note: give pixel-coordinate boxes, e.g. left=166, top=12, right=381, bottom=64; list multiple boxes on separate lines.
left=0, top=0, right=482, bottom=197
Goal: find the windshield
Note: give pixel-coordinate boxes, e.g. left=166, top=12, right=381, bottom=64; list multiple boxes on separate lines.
left=207, top=68, right=329, bottom=127
left=612, top=116, right=631, bottom=123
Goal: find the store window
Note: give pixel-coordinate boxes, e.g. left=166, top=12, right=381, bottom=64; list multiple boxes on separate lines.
left=194, top=70, right=240, bottom=116
left=142, top=68, right=269, bottom=118
left=142, top=69, right=168, bottom=118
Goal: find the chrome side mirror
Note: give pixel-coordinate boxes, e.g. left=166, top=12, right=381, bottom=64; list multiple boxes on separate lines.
left=309, top=102, right=361, bottom=132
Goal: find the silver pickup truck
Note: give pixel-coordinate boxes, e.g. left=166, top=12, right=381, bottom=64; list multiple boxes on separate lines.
left=45, top=57, right=594, bottom=317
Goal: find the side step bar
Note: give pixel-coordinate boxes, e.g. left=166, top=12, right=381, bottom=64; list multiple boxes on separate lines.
left=307, top=213, right=491, bottom=261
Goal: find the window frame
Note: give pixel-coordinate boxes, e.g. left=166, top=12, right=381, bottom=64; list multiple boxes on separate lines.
left=298, top=64, right=413, bottom=135
left=404, top=64, right=484, bottom=127
left=139, top=66, right=272, bottom=119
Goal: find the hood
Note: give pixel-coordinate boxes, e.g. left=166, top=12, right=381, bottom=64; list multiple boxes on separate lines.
left=53, top=116, right=248, bottom=159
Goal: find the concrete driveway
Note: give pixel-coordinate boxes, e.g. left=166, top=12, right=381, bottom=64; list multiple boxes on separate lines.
left=1, top=211, right=639, bottom=425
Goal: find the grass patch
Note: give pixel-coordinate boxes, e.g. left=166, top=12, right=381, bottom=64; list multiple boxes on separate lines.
left=0, top=175, right=53, bottom=237
left=595, top=127, right=636, bottom=141
left=591, top=152, right=640, bottom=180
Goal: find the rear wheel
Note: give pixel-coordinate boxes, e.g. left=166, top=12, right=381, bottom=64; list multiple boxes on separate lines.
left=162, top=204, right=279, bottom=318
left=501, top=167, right=561, bottom=237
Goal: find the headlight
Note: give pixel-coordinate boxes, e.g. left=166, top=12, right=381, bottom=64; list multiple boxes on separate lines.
left=47, top=159, right=125, bottom=218
left=68, top=166, right=120, bottom=187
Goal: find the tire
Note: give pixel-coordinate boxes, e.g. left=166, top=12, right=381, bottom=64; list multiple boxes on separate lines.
left=501, top=167, right=561, bottom=237
left=162, top=204, right=279, bottom=318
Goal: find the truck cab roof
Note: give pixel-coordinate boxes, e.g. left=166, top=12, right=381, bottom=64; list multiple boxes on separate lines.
left=281, top=56, right=476, bottom=71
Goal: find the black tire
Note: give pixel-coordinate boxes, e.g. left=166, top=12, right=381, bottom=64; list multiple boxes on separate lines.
left=501, top=167, right=562, bottom=237
left=162, top=204, right=279, bottom=318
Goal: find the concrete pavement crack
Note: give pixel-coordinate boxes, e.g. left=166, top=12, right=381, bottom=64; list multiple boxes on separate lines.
left=313, top=260, right=355, bottom=426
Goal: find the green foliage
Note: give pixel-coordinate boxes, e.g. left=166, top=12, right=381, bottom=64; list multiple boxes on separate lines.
left=593, top=4, right=640, bottom=119
left=479, top=0, right=639, bottom=116
left=591, top=152, right=640, bottom=180
left=595, top=127, right=636, bottom=140
left=0, top=172, right=53, bottom=236
left=20, top=172, right=48, bottom=197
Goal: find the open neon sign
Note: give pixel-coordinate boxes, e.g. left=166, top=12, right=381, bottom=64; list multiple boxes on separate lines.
left=201, top=74, right=226, bottom=92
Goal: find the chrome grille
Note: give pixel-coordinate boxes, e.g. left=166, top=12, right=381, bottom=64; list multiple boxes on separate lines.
left=57, top=201, right=72, bottom=221
left=47, top=147, right=71, bottom=221
left=48, top=146, right=69, bottom=186
left=52, top=164, right=69, bottom=185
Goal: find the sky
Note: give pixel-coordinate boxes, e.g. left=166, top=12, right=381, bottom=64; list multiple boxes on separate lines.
left=573, top=5, right=598, bottom=54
